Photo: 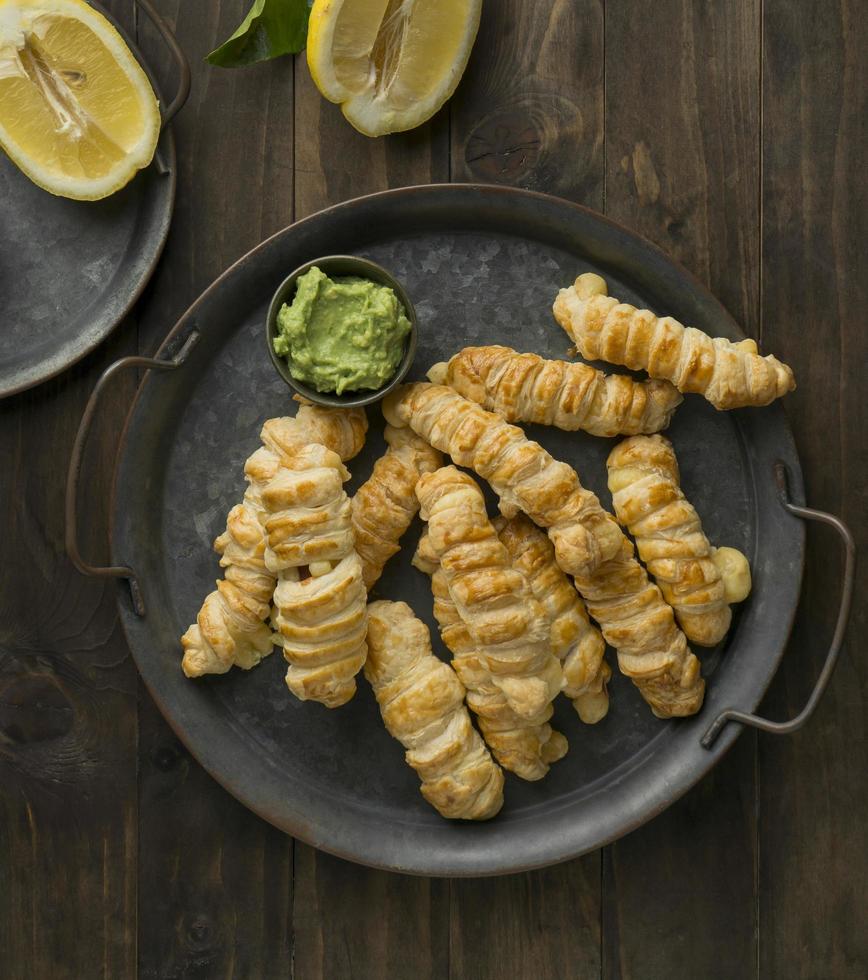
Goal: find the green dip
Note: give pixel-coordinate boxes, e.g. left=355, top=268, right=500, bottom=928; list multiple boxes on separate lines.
left=273, top=265, right=411, bottom=394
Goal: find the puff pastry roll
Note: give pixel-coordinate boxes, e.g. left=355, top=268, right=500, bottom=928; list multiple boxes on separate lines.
left=352, top=426, right=443, bottom=590
left=412, top=547, right=568, bottom=781
left=261, top=443, right=368, bottom=707
left=429, top=345, right=682, bottom=437
left=260, top=443, right=355, bottom=574
left=181, top=501, right=275, bottom=677
left=415, top=466, right=563, bottom=721
left=365, top=600, right=504, bottom=819
left=573, top=539, right=705, bottom=718
left=553, top=274, right=795, bottom=410
left=494, top=514, right=611, bottom=724
left=607, top=434, right=751, bottom=647
left=384, top=382, right=621, bottom=577
left=260, top=402, right=369, bottom=464
left=181, top=405, right=367, bottom=679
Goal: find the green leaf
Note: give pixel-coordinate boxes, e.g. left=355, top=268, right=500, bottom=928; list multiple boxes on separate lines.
left=206, top=0, right=313, bottom=68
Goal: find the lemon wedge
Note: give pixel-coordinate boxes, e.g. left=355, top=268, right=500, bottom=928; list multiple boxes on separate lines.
left=307, top=0, right=482, bottom=137
left=0, top=0, right=160, bottom=200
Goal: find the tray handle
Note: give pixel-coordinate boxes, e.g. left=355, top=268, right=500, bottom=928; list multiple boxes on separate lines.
left=701, top=462, right=856, bottom=749
left=65, top=331, right=199, bottom=617
left=135, top=0, right=191, bottom=129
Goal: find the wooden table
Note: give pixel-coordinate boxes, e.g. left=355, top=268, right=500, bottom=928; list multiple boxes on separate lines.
left=2, top=1, right=865, bottom=976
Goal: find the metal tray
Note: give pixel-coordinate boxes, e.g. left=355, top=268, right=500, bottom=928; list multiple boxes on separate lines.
left=0, top=0, right=189, bottom=398
left=68, top=185, right=855, bottom=876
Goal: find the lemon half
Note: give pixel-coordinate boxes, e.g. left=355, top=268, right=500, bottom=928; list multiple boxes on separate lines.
left=0, top=0, right=160, bottom=200
left=308, top=0, right=482, bottom=137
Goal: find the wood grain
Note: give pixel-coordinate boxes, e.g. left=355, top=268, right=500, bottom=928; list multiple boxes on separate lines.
left=133, top=3, right=296, bottom=977
left=452, top=0, right=604, bottom=207
left=602, top=1, right=761, bottom=976
left=758, top=0, right=868, bottom=975
left=450, top=860, right=601, bottom=979
left=293, top=848, right=449, bottom=980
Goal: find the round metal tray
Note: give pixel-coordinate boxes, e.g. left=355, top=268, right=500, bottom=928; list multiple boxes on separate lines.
left=0, top=0, right=187, bottom=398
left=102, top=185, right=811, bottom=875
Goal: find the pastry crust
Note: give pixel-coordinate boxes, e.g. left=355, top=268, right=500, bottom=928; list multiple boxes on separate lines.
left=573, top=539, right=705, bottom=718
left=273, top=554, right=368, bottom=707
left=181, top=406, right=367, bottom=679
left=415, top=466, right=563, bottom=721
left=430, top=345, right=682, bottom=437
left=262, top=443, right=368, bottom=708
left=383, top=382, right=621, bottom=577
left=494, top=514, right=611, bottom=724
left=181, top=502, right=275, bottom=677
left=411, top=547, right=568, bottom=781
left=260, top=443, right=354, bottom=573
left=365, top=600, right=504, bottom=820
left=607, top=434, right=750, bottom=646
left=351, top=426, right=443, bottom=590
left=553, top=273, right=795, bottom=410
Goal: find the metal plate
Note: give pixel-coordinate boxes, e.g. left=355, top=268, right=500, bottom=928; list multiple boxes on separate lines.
left=0, top=10, right=175, bottom=398
left=111, top=185, right=805, bottom=876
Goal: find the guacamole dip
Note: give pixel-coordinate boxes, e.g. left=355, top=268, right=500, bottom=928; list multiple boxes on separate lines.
left=273, top=265, right=411, bottom=394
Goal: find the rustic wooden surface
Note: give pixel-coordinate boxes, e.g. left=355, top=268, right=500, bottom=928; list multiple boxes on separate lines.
left=1, top=0, right=865, bottom=976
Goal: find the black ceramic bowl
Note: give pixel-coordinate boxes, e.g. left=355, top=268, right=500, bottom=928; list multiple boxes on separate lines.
left=265, top=254, right=418, bottom=408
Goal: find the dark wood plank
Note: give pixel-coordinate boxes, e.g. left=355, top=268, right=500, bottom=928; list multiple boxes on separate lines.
left=290, top=54, right=451, bottom=980
left=132, top=3, right=297, bottom=977
left=0, top=6, right=140, bottom=977
left=293, top=58, right=448, bottom=218
left=450, top=860, right=601, bottom=979
left=293, top=848, right=449, bottom=980
left=452, top=0, right=604, bottom=206
left=602, top=1, right=761, bottom=976
left=0, top=332, right=139, bottom=978
left=446, top=4, right=605, bottom=977
left=758, top=1, right=868, bottom=976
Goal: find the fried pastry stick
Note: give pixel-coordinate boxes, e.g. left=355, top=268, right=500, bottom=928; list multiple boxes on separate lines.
left=383, top=382, right=621, bottom=577
left=180, top=406, right=367, bottom=679
left=365, top=600, right=504, bottom=819
left=573, top=538, right=705, bottom=718
left=261, top=443, right=368, bottom=708
left=494, top=514, right=611, bottom=724
left=429, top=345, right=681, bottom=437
left=415, top=466, right=563, bottom=721
left=413, top=540, right=567, bottom=780
left=607, top=435, right=751, bottom=647
left=553, top=273, right=795, bottom=410
left=351, top=426, right=443, bottom=590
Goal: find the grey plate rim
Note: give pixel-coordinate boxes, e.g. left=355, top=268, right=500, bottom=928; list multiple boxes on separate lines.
left=0, top=5, right=177, bottom=399
left=109, top=183, right=806, bottom=876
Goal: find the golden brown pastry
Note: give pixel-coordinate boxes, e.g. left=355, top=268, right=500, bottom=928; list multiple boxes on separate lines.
left=412, top=546, right=568, bottom=781
left=272, top=554, right=368, bottom=707
left=573, top=539, right=705, bottom=718
left=494, top=514, right=611, bottom=724
left=351, top=426, right=443, bottom=590
left=606, top=434, right=751, bottom=646
left=181, top=502, right=275, bottom=677
left=365, top=600, right=504, bottom=820
left=261, top=403, right=369, bottom=463
left=181, top=406, right=367, bottom=679
left=260, top=443, right=355, bottom=574
left=415, top=466, right=563, bottom=721
left=261, top=443, right=368, bottom=708
left=429, top=345, right=682, bottom=437
left=553, top=273, right=795, bottom=410
left=383, top=382, right=621, bottom=577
